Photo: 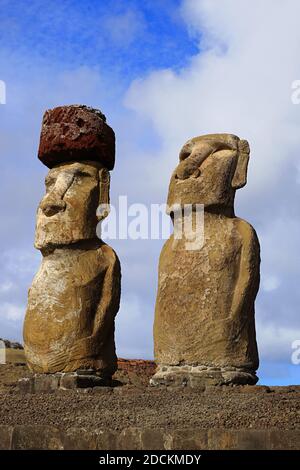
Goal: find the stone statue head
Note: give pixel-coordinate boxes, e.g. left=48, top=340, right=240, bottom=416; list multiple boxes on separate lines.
left=167, top=133, right=250, bottom=213
left=35, top=161, right=110, bottom=250
left=34, top=104, right=115, bottom=250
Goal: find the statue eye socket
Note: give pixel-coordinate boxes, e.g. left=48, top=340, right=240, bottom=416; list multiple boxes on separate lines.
left=74, top=170, right=93, bottom=178
left=70, top=172, right=92, bottom=186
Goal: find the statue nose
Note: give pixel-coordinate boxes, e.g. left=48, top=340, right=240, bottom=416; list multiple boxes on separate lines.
left=176, top=144, right=215, bottom=180
left=40, top=197, right=66, bottom=217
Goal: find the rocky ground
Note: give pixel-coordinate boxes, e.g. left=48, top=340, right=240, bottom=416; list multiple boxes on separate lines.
left=0, top=349, right=299, bottom=431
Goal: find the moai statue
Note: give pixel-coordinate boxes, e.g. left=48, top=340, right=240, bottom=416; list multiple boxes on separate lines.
left=23, top=105, right=121, bottom=387
left=152, top=134, right=260, bottom=387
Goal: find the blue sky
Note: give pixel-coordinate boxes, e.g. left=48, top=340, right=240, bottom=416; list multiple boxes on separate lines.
left=0, top=0, right=300, bottom=385
left=0, top=0, right=197, bottom=79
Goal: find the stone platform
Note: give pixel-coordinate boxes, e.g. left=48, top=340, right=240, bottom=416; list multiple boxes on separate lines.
left=18, top=370, right=112, bottom=393
left=150, top=364, right=258, bottom=387
left=0, top=425, right=299, bottom=450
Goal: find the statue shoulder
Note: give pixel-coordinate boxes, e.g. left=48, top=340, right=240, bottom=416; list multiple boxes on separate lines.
left=234, top=217, right=260, bottom=255
left=98, top=243, right=121, bottom=270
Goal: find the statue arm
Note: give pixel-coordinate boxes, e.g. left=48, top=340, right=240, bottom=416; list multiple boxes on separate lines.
left=230, top=219, right=260, bottom=322
left=92, top=248, right=121, bottom=342
left=68, top=247, right=121, bottom=361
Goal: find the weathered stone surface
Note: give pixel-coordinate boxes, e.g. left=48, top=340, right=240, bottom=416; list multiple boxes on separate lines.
left=38, top=105, right=115, bottom=170
left=153, top=134, right=260, bottom=386
left=236, top=430, right=268, bottom=450
left=267, top=429, right=300, bottom=450
left=117, top=428, right=143, bottom=450
left=18, top=372, right=111, bottom=393
left=33, top=373, right=60, bottom=392
left=97, top=430, right=118, bottom=450
left=11, top=425, right=63, bottom=450
left=23, top=108, right=121, bottom=377
left=18, top=377, right=34, bottom=393
left=208, top=429, right=239, bottom=450
left=63, top=428, right=98, bottom=450
left=60, top=372, right=111, bottom=389
left=208, top=429, right=269, bottom=450
left=150, top=364, right=258, bottom=387
left=1, top=426, right=298, bottom=450
left=140, top=429, right=166, bottom=450
left=0, top=426, right=13, bottom=450
left=166, top=429, right=208, bottom=450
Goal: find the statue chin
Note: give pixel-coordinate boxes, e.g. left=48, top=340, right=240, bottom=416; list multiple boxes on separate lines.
left=34, top=218, right=98, bottom=251
left=34, top=234, right=97, bottom=251
left=34, top=238, right=95, bottom=255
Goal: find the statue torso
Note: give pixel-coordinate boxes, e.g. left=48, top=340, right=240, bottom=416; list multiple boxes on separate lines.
left=24, top=244, right=114, bottom=371
left=154, top=215, right=250, bottom=366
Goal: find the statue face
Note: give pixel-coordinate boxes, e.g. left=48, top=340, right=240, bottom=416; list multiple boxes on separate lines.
left=167, top=134, right=249, bottom=211
left=35, top=161, right=103, bottom=250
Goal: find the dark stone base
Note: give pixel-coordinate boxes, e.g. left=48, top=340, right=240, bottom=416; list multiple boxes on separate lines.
left=0, top=425, right=299, bottom=450
left=18, top=370, right=112, bottom=393
left=150, top=364, right=258, bottom=388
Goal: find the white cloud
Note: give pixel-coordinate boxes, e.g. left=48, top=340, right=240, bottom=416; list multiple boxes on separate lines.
left=257, top=318, right=300, bottom=363
left=262, top=276, right=280, bottom=292
left=0, top=281, right=13, bottom=293
left=103, top=9, right=145, bottom=47
left=259, top=217, right=300, bottom=275
left=297, top=163, right=300, bottom=184
left=0, top=302, right=25, bottom=322
left=125, top=0, right=300, bottom=194
left=123, top=0, right=300, bottom=370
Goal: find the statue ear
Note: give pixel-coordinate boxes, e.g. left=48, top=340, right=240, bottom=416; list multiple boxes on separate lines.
left=231, top=139, right=250, bottom=189
left=97, top=168, right=110, bottom=221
